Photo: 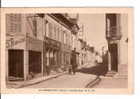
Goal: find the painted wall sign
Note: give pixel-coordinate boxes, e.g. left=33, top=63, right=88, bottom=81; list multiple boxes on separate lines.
left=6, top=36, right=25, bottom=49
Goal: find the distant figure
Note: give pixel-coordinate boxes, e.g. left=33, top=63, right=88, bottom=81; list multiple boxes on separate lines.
left=102, top=51, right=108, bottom=65
left=102, top=51, right=108, bottom=75
left=95, top=52, right=103, bottom=64
left=70, top=48, right=78, bottom=75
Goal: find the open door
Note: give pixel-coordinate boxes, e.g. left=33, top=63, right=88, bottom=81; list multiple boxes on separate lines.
left=110, top=43, right=118, bottom=72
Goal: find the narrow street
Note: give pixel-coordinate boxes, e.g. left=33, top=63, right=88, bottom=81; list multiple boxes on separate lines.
left=4, top=12, right=131, bottom=94
left=6, top=63, right=128, bottom=89
left=25, top=72, right=97, bottom=88
left=23, top=63, right=127, bottom=88
left=24, top=63, right=108, bottom=88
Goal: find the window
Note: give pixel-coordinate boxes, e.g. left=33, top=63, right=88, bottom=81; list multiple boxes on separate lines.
left=45, top=21, right=49, bottom=37
left=57, top=27, right=60, bottom=41
left=56, top=27, right=59, bottom=41
left=66, top=32, right=68, bottom=45
left=64, top=31, right=66, bottom=44
left=67, top=32, right=70, bottom=46
left=62, top=30, right=64, bottom=43
left=59, top=28, right=62, bottom=42
left=48, top=23, right=53, bottom=38
left=52, top=24, right=55, bottom=40
left=6, top=14, right=22, bottom=34
left=54, top=25, right=57, bottom=40
left=32, top=18, right=37, bottom=37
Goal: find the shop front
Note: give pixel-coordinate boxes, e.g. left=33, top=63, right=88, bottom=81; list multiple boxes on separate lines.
left=6, top=35, right=26, bottom=81
left=106, top=14, right=122, bottom=73
left=44, top=37, right=61, bottom=75
left=8, top=49, right=24, bottom=80
left=26, top=37, right=43, bottom=79
left=60, top=44, right=71, bottom=72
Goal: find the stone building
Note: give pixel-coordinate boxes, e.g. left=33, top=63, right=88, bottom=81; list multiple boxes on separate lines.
left=106, top=14, right=128, bottom=77
left=6, top=14, right=44, bottom=81
left=6, top=13, right=79, bottom=81
left=43, top=14, right=79, bottom=75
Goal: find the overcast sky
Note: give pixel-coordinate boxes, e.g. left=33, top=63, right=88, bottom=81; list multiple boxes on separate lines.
left=79, top=14, right=108, bottom=52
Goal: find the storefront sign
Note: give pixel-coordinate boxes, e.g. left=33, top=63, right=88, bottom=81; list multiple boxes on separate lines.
left=45, top=37, right=60, bottom=50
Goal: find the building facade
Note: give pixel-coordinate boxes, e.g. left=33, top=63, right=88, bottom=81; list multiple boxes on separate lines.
left=43, top=14, right=76, bottom=75
left=6, top=13, right=79, bottom=81
left=6, top=14, right=44, bottom=81
left=106, top=14, right=128, bottom=77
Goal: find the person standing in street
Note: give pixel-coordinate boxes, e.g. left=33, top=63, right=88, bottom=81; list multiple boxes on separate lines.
left=70, top=48, right=78, bottom=75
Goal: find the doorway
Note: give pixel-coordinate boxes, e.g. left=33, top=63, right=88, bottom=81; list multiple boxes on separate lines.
left=29, top=51, right=42, bottom=74
left=8, top=49, right=24, bottom=78
left=110, top=43, right=118, bottom=72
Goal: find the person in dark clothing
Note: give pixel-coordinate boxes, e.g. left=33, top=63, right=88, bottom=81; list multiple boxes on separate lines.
left=102, top=51, right=108, bottom=75
left=70, top=48, right=78, bottom=75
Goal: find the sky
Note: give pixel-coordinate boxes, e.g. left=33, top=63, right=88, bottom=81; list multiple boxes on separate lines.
left=78, top=14, right=108, bottom=52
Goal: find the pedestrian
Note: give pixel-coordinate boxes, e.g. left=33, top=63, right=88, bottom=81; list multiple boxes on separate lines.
left=70, top=48, right=78, bottom=75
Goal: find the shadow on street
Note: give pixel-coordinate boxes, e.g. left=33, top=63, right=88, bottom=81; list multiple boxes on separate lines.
left=77, top=63, right=108, bottom=76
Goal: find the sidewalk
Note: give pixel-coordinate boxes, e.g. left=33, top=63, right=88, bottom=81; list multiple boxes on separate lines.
left=7, top=72, right=66, bottom=88
left=93, top=76, right=128, bottom=88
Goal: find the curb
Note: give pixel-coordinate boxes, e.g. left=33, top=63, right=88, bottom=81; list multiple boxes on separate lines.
left=85, top=76, right=101, bottom=88
left=18, top=72, right=67, bottom=88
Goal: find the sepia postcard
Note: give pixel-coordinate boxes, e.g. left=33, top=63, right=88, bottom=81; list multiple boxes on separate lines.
left=0, top=7, right=133, bottom=94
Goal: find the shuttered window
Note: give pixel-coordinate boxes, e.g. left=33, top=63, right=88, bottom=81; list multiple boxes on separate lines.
left=48, top=23, right=53, bottom=38
left=33, top=19, right=37, bottom=37
left=6, top=14, right=22, bottom=34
